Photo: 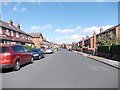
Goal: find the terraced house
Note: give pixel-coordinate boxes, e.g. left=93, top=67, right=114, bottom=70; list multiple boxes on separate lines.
left=0, top=20, right=34, bottom=46
left=74, top=24, right=120, bottom=51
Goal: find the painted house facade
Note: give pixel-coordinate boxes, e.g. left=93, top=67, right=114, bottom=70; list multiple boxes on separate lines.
left=28, top=33, right=44, bottom=48
left=0, top=20, right=34, bottom=46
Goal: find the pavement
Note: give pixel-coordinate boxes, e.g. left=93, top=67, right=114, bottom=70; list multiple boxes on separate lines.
left=73, top=50, right=120, bottom=69
left=2, top=49, right=118, bottom=88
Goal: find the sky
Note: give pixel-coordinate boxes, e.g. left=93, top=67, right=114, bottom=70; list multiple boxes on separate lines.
left=1, top=1, right=118, bottom=44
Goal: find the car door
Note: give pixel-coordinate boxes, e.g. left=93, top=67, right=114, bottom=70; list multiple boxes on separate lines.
left=18, top=46, right=27, bottom=64
left=12, top=45, right=26, bottom=65
left=23, top=46, right=31, bottom=62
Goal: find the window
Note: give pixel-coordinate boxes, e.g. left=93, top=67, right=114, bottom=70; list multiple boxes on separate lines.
left=39, top=38, right=42, bottom=41
left=11, top=31, right=14, bottom=37
left=21, top=34, right=24, bottom=39
left=110, top=31, right=113, bottom=38
left=28, top=36, right=32, bottom=40
left=26, top=36, right=28, bottom=40
left=12, top=45, right=25, bottom=53
left=6, top=29, right=10, bottom=36
left=0, top=27, right=2, bottom=34
left=0, top=47, right=10, bottom=53
left=16, top=32, right=19, bottom=38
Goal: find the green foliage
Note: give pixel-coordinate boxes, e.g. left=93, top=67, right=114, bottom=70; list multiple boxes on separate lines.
left=97, top=33, right=120, bottom=45
left=82, top=47, right=88, bottom=49
left=73, top=47, right=81, bottom=49
left=97, top=45, right=111, bottom=54
left=111, top=45, right=120, bottom=55
left=97, top=45, right=120, bottom=55
left=24, top=45, right=36, bottom=50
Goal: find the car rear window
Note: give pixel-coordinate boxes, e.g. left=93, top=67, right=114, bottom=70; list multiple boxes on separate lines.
left=0, top=47, right=10, bottom=53
left=31, top=49, right=38, bottom=52
left=46, top=48, right=51, bottom=50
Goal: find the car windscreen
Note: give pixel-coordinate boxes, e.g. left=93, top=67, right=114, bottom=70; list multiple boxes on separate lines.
left=46, top=48, right=51, bottom=50
left=31, top=49, right=38, bottom=52
left=0, top=47, right=10, bottom=53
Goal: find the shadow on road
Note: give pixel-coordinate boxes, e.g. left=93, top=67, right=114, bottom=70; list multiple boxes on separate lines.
left=1, top=63, right=31, bottom=73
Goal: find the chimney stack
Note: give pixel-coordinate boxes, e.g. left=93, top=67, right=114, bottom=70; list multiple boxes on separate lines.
left=9, top=20, right=13, bottom=26
left=82, top=37, right=84, bottom=47
left=17, top=24, right=20, bottom=29
left=100, top=27, right=103, bottom=33
left=86, top=36, right=89, bottom=39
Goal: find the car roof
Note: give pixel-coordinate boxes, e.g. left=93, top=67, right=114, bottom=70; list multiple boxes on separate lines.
left=0, top=45, right=22, bottom=47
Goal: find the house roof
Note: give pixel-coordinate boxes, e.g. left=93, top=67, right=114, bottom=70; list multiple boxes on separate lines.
left=0, top=20, right=32, bottom=37
left=28, top=33, right=42, bottom=38
left=96, top=24, right=120, bottom=36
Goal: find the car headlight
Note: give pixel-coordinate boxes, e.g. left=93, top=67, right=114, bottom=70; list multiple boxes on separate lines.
left=34, top=54, right=39, bottom=56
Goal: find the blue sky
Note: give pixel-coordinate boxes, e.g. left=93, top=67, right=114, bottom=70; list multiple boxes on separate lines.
left=2, top=2, right=118, bottom=44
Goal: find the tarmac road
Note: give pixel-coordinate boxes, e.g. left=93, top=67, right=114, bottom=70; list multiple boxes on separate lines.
left=2, top=49, right=118, bottom=88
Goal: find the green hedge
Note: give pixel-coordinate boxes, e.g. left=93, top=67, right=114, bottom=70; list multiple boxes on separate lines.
left=111, top=45, right=120, bottom=55
left=24, top=45, right=36, bottom=50
left=97, top=45, right=120, bottom=55
left=97, top=45, right=110, bottom=54
left=82, top=47, right=88, bottom=49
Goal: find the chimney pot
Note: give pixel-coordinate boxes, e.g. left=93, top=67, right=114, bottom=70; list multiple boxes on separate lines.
left=9, top=20, right=13, bottom=26
left=100, top=27, right=103, bottom=33
left=17, top=24, right=20, bottom=29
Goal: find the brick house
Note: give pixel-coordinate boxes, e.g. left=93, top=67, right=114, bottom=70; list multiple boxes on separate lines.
left=0, top=20, right=34, bottom=46
left=75, top=24, right=120, bottom=51
left=28, top=33, right=44, bottom=48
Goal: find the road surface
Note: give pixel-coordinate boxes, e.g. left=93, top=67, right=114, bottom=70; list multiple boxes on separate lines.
left=2, top=49, right=118, bottom=88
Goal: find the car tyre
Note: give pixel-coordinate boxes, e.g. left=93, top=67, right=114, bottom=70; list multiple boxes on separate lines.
left=13, top=60, right=20, bottom=71
left=38, top=56, right=41, bottom=60
left=30, top=57, right=34, bottom=63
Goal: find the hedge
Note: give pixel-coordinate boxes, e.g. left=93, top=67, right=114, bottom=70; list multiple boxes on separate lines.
left=97, top=45, right=120, bottom=55
left=24, top=45, right=36, bottom=50
left=97, top=45, right=110, bottom=54
left=111, top=45, right=120, bottom=55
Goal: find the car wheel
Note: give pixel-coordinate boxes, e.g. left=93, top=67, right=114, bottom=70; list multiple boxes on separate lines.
left=43, top=54, right=46, bottom=58
left=13, top=60, right=20, bottom=71
left=30, top=57, right=34, bottom=63
left=38, top=55, right=41, bottom=60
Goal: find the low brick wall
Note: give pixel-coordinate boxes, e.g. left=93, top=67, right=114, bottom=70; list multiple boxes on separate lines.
left=113, top=55, right=120, bottom=61
left=97, top=52, right=111, bottom=58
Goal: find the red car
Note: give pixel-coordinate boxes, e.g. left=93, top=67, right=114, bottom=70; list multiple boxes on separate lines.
left=0, top=45, right=33, bottom=71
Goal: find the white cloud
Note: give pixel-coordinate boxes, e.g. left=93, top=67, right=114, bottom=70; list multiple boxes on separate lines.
left=13, top=7, right=17, bottom=11
left=55, top=25, right=113, bottom=44
left=81, top=25, right=113, bottom=35
left=3, top=2, right=9, bottom=6
left=55, top=29, right=74, bottom=33
left=75, top=26, right=81, bottom=30
left=70, top=34, right=81, bottom=40
left=55, top=26, right=81, bottom=33
left=13, top=2, right=27, bottom=12
left=31, top=24, right=52, bottom=30
left=55, top=34, right=85, bottom=44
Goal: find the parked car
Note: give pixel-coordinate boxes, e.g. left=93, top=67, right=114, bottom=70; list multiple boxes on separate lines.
left=36, top=48, right=45, bottom=57
left=68, top=48, right=72, bottom=51
left=31, top=49, right=45, bottom=60
left=0, top=45, right=33, bottom=71
left=45, top=48, right=54, bottom=54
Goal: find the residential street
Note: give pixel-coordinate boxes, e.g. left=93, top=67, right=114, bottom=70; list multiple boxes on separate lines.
left=2, top=49, right=118, bottom=88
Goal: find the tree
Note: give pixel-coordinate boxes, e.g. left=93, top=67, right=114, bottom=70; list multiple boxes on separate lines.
left=97, top=32, right=120, bottom=45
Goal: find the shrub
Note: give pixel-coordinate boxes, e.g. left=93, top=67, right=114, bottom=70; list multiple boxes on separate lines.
left=24, top=45, right=36, bottom=50
left=111, top=45, right=120, bottom=55
left=82, top=47, right=88, bottom=49
left=97, top=45, right=110, bottom=54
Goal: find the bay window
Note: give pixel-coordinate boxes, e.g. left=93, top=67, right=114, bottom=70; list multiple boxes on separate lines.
left=16, top=32, right=19, bottom=38
left=6, top=29, right=10, bottom=36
